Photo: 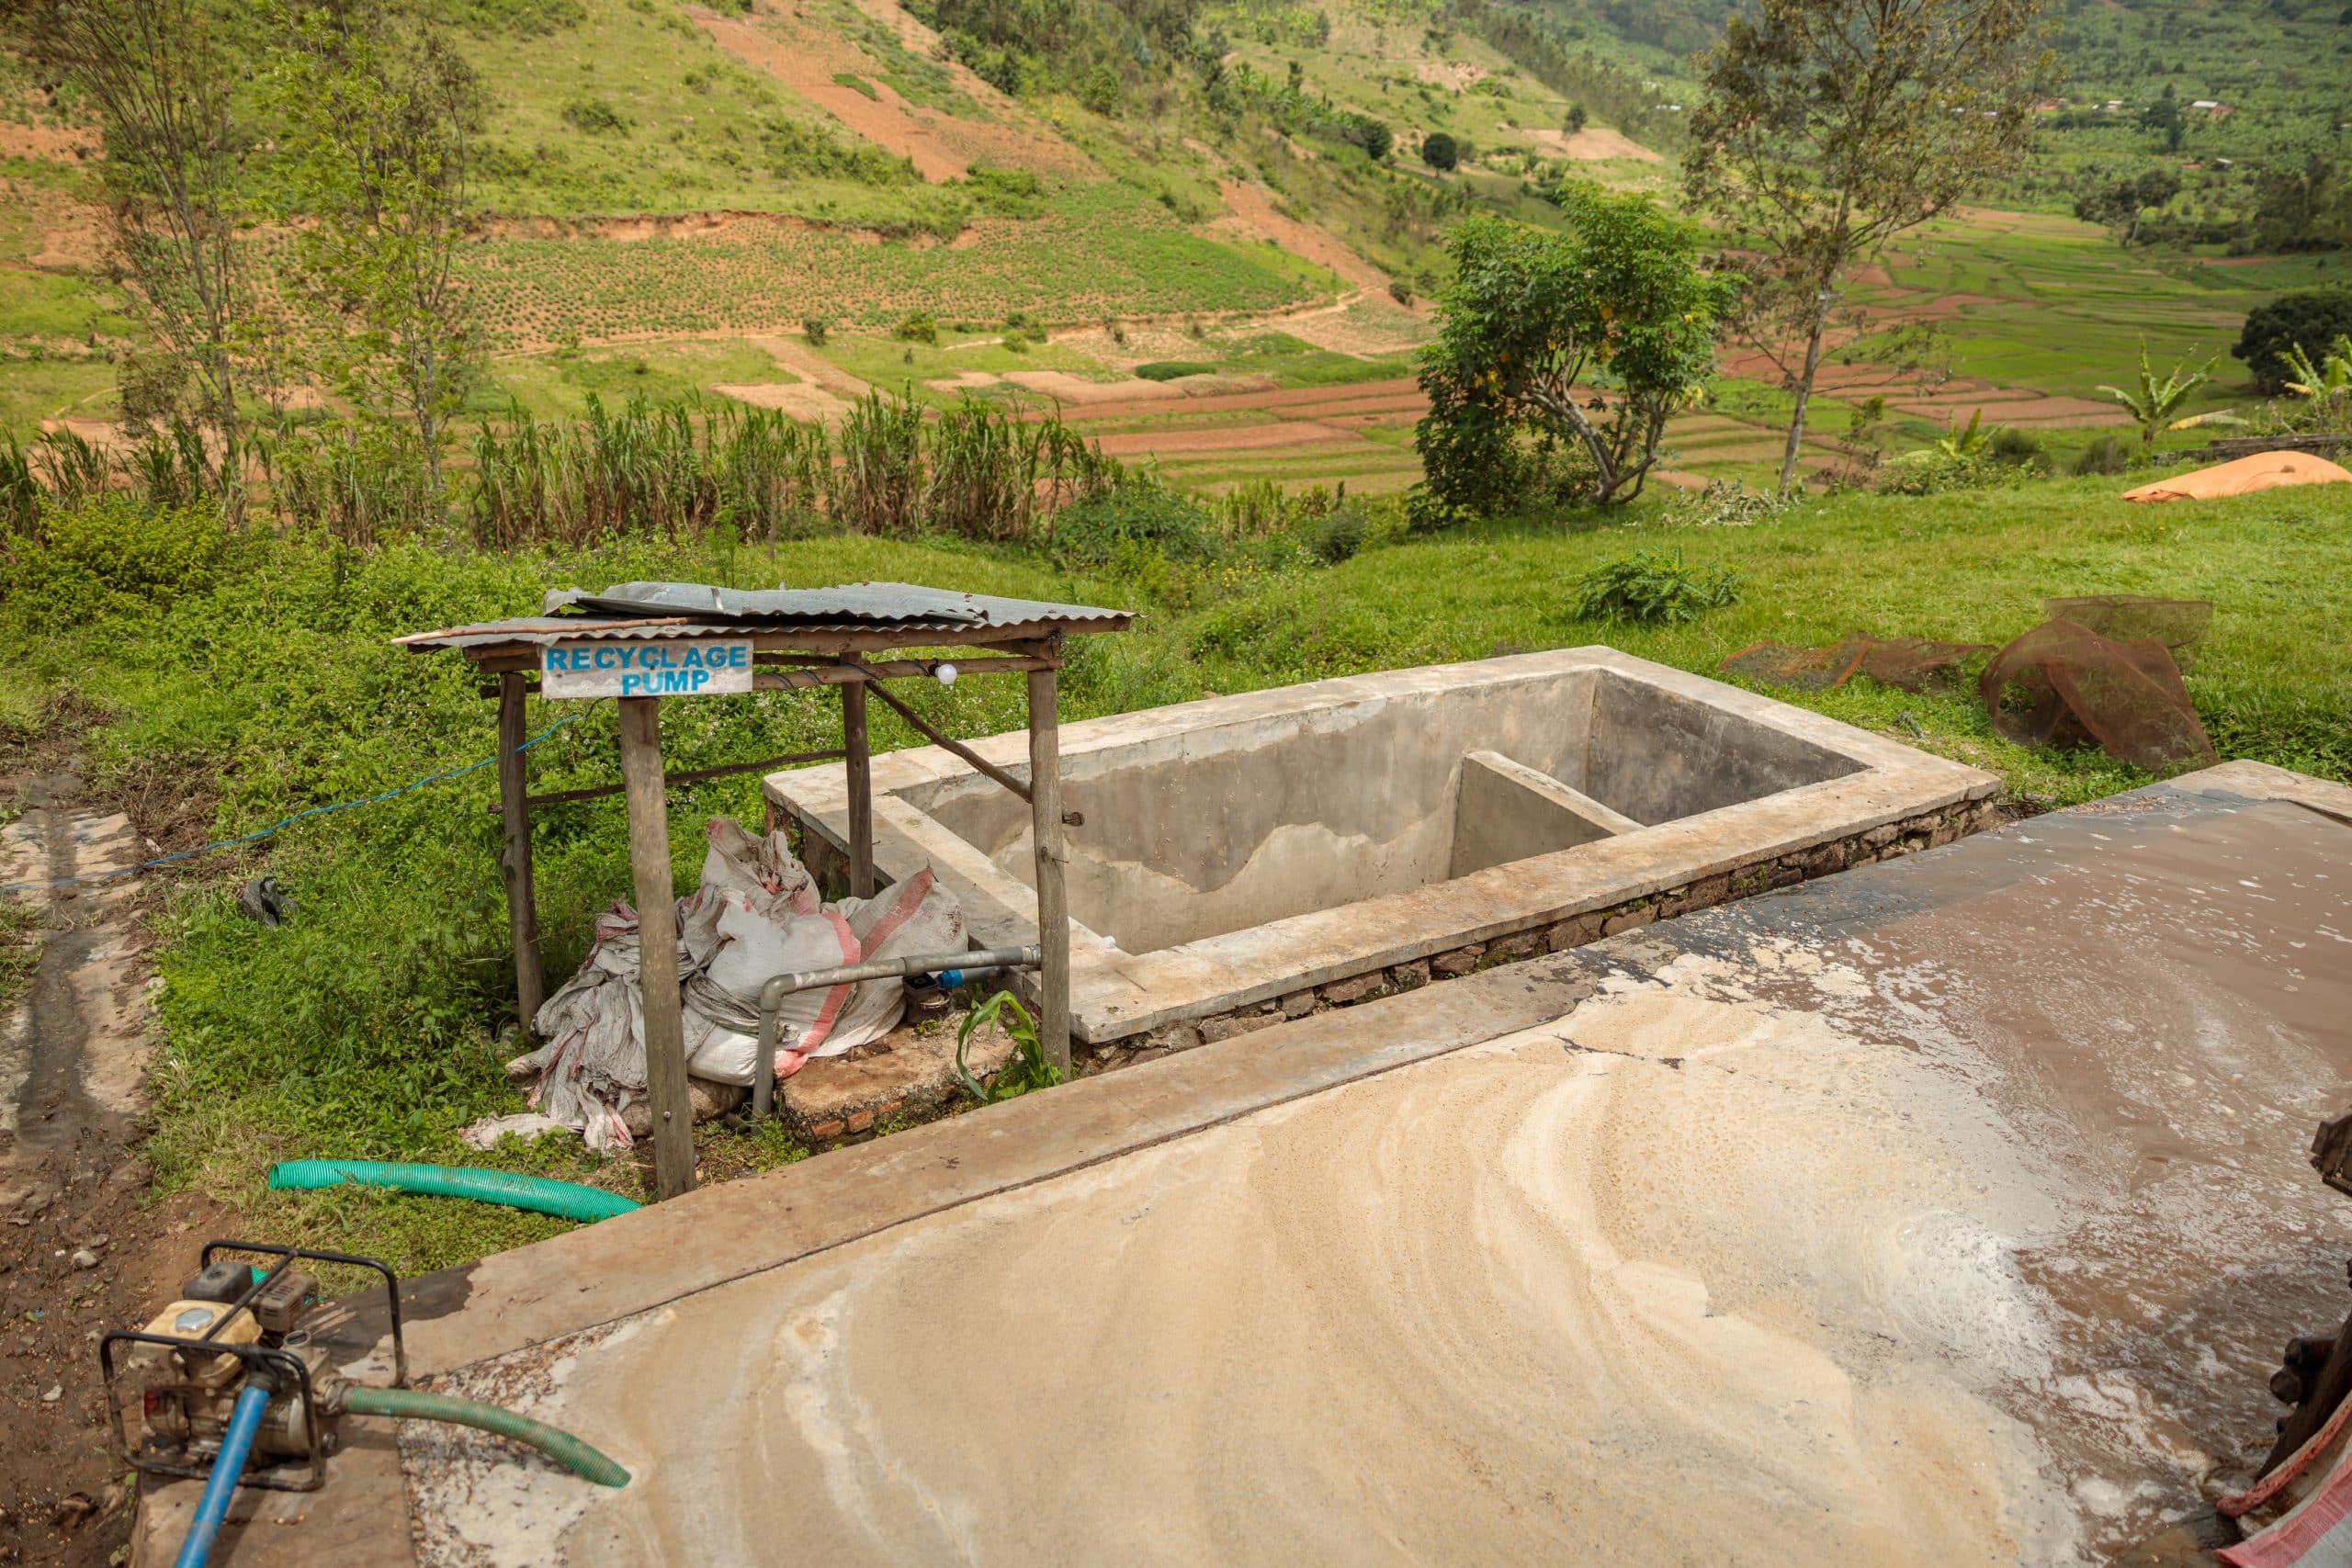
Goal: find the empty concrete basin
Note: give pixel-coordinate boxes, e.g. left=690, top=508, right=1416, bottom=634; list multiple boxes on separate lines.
left=765, top=649, right=1996, bottom=1043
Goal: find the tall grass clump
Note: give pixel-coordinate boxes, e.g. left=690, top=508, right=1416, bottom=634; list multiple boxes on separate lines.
left=471, top=394, right=835, bottom=546
left=830, top=389, right=925, bottom=536
left=927, top=397, right=1118, bottom=543
left=7, top=391, right=1121, bottom=550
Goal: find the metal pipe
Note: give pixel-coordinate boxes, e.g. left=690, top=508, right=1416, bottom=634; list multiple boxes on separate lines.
left=749, top=945, right=1042, bottom=1124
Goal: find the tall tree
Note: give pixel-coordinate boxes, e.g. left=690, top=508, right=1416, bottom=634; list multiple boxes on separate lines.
left=264, top=2, right=487, bottom=503
left=1416, top=194, right=1731, bottom=510
left=38, top=0, right=255, bottom=504
left=1683, top=0, right=2056, bottom=492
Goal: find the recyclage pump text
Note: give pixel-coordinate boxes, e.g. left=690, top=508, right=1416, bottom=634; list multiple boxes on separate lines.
left=541, top=638, right=755, bottom=698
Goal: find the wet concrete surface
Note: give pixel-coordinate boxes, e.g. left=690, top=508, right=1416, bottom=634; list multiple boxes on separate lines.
left=177, top=769, right=2352, bottom=1566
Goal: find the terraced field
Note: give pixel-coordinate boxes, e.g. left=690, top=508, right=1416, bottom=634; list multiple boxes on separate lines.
left=458, top=188, right=1320, bottom=350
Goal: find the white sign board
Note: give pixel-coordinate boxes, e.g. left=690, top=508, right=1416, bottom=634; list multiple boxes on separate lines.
left=542, top=639, right=754, bottom=699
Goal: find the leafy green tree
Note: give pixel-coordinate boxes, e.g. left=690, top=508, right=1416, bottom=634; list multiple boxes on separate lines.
left=264, top=2, right=488, bottom=504
left=1415, top=193, right=1731, bottom=510
left=1344, top=114, right=1394, bottom=160
left=2248, top=156, right=2352, bottom=254
left=2234, top=288, right=2352, bottom=393
left=1421, top=130, right=1459, bottom=170
left=2139, top=85, right=2184, bottom=153
left=2098, top=341, right=2211, bottom=451
left=1683, top=0, right=2057, bottom=493
left=38, top=0, right=259, bottom=506
left=1565, top=102, right=1589, bottom=133
left=2073, top=168, right=2180, bottom=245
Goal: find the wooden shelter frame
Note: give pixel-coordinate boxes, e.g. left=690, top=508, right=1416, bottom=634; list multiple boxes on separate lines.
left=405, top=609, right=1124, bottom=1201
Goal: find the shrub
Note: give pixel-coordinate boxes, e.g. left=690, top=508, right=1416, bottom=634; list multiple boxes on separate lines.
left=1985, top=426, right=2046, bottom=469
left=0, top=497, right=232, bottom=625
left=1386, top=278, right=1414, bottom=306
left=1307, top=501, right=1366, bottom=564
left=560, top=96, right=632, bottom=135
left=1050, top=483, right=1217, bottom=567
left=801, top=316, right=830, bottom=346
left=1421, top=130, right=1459, bottom=170
left=2070, top=434, right=2131, bottom=476
left=2233, top=288, right=2352, bottom=393
left=1571, top=547, right=1741, bottom=626
left=1135, top=361, right=1216, bottom=381
left=893, top=310, right=940, bottom=345
left=1659, top=479, right=1795, bottom=528
left=1403, top=484, right=1476, bottom=533
left=1874, top=451, right=2004, bottom=495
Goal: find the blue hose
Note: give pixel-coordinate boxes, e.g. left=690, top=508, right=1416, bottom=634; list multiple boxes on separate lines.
left=175, top=1382, right=269, bottom=1568
left=266, top=1160, right=639, bottom=1222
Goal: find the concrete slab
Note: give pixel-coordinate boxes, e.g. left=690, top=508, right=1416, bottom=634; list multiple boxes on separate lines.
left=366, top=766, right=2352, bottom=1567
left=134, top=763, right=2352, bottom=1565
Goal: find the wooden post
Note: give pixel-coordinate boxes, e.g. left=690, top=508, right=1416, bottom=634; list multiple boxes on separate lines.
left=496, top=673, right=545, bottom=1035
left=842, top=679, right=876, bottom=898
left=1026, top=658, right=1071, bottom=1079
left=616, top=697, right=696, bottom=1201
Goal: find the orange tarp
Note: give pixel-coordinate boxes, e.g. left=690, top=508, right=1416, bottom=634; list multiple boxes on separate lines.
left=2122, top=450, right=2352, bottom=503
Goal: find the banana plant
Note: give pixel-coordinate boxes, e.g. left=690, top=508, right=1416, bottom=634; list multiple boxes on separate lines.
left=2099, top=341, right=2214, bottom=451
left=1930, top=407, right=1992, bottom=458
left=2282, top=334, right=2352, bottom=400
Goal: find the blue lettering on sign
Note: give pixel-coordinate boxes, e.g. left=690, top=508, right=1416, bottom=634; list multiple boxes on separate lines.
left=616, top=667, right=718, bottom=697
left=543, top=638, right=751, bottom=696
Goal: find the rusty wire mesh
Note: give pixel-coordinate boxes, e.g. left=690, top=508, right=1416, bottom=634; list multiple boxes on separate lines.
left=1979, top=618, right=2217, bottom=774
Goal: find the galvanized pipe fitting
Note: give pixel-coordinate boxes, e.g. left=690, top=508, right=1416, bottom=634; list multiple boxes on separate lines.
left=747, top=945, right=1044, bottom=1125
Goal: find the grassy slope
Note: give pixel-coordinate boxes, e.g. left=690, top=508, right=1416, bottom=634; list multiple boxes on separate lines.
left=5, top=467, right=2345, bottom=1270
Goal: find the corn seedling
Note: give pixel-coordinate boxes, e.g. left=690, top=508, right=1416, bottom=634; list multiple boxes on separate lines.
left=952, top=990, right=1059, bottom=1102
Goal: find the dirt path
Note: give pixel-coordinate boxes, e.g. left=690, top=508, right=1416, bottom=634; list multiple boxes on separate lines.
left=691, top=8, right=1093, bottom=184
left=0, top=763, right=232, bottom=1566
left=1213, top=180, right=1404, bottom=305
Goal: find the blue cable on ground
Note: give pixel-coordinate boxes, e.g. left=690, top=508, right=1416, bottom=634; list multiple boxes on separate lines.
left=173, top=1381, right=270, bottom=1568
left=0, top=716, right=581, bottom=897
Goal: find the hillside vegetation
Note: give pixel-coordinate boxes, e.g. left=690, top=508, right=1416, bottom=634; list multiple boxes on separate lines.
left=2, top=0, right=2348, bottom=1295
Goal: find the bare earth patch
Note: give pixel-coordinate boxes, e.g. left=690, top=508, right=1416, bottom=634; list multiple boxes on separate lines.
left=709, top=381, right=855, bottom=423
left=1213, top=179, right=1396, bottom=300
left=747, top=335, right=876, bottom=402
left=1522, top=125, right=1666, bottom=164
left=692, top=8, right=1094, bottom=184
left=1276, top=298, right=1435, bottom=356
left=1415, top=59, right=1487, bottom=90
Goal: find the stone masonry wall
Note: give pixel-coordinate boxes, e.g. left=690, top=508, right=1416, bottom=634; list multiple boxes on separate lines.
left=1072, top=795, right=2006, bottom=1078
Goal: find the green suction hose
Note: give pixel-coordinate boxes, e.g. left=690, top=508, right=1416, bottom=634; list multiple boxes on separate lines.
left=344, top=1386, right=630, bottom=1487
left=267, top=1160, right=639, bottom=1222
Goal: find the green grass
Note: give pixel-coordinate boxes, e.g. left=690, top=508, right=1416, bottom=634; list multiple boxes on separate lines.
left=477, top=340, right=799, bottom=418
left=4, top=467, right=2344, bottom=1275
left=810, top=331, right=1112, bottom=400
left=0, top=355, right=119, bottom=441
left=452, top=0, right=926, bottom=219
left=0, top=897, right=41, bottom=1016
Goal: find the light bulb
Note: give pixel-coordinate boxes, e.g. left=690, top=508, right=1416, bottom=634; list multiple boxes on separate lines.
left=934, top=661, right=958, bottom=687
